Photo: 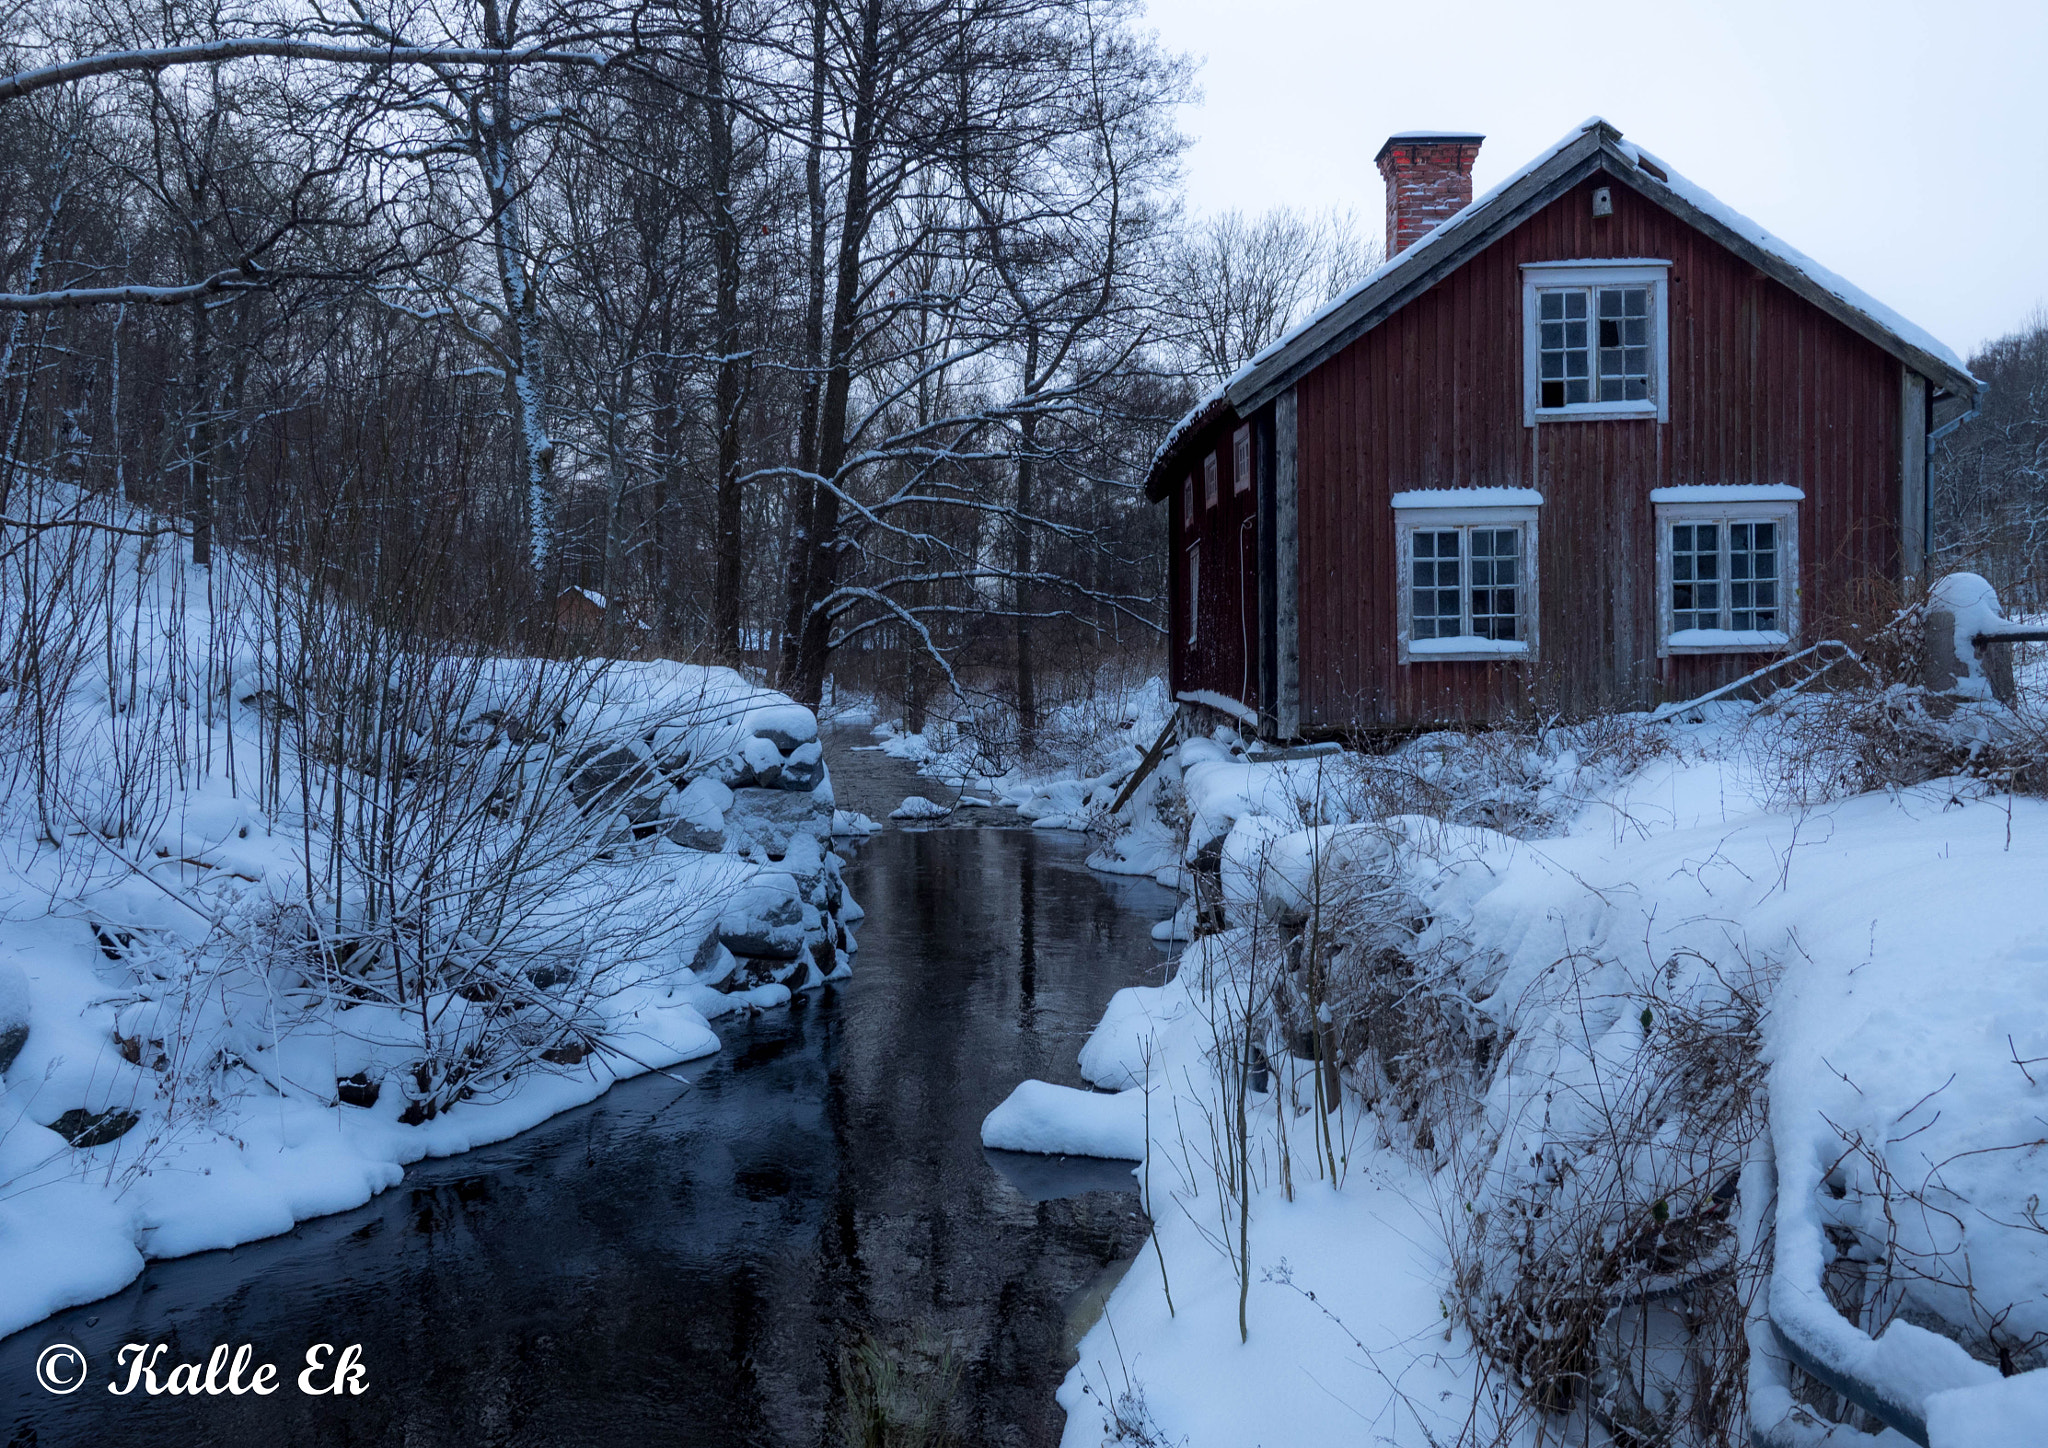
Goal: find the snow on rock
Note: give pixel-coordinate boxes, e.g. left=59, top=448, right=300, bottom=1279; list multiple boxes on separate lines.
left=832, top=809, right=881, bottom=836
left=1173, top=688, right=1257, bottom=726
left=890, top=795, right=952, bottom=821
left=1180, top=747, right=1349, bottom=856
left=1148, top=902, right=1195, bottom=943
left=1927, top=570, right=2011, bottom=700
left=725, top=787, right=834, bottom=855
left=980, top=1080, right=1147, bottom=1160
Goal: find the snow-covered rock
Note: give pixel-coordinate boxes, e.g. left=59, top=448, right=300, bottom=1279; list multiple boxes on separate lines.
left=980, top=1080, right=1147, bottom=1160
left=725, top=786, right=832, bottom=855
left=890, top=795, right=952, bottom=821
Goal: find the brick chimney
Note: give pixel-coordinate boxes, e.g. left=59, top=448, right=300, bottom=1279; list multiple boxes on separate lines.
left=1376, top=132, right=1484, bottom=257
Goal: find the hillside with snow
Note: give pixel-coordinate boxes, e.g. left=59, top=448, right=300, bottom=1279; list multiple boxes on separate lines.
left=984, top=653, right=2048, bottom=1447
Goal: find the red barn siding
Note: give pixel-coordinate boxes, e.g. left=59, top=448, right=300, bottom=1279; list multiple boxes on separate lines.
left=1171, top=428, right=1260, bottom=713
left=1292, top=169, right=1902, bottom=729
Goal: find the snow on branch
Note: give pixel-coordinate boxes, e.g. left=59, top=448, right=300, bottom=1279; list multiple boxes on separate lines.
left=0, top=269, right=263, bottom=311
left=0, top=39, right=620, bottom=105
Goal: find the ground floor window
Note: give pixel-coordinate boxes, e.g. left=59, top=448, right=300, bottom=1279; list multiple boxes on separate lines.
left=1652, top=487, right=1801, bottom=653
left=1185, top=543, right=1200, bottom=645
left=1393, top=491, right=1541, bottom=662
left=1411, top=525, right=1524, bottom=640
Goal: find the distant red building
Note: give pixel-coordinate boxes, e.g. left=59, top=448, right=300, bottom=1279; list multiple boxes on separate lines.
left=1151, top=119, right=1981, bottom=736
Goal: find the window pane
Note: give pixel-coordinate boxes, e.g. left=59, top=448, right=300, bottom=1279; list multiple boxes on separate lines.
left=1413, top=532, right=1462, bottom=640
left=1671, top=520, right=1721, bottom=631
left=1469, top=529, right=1520, bottom=639
left=1595, top=286, right=1652, bottom=403
left=1537, top=289, right=1593, bottom=409
left=1727, top=518, right=1779, bottom=630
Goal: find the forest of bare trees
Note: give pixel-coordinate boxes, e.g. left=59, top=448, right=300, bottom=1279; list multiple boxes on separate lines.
left=0, top=0, right=1386, bottom=760
left=1937, top=309, right=2048, bottom=614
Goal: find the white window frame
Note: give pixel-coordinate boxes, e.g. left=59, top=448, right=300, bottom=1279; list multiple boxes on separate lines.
left=1393, top=491, right=1542, bottom=664
left=1522, top=260, right=1671, bottom=426
left=1652, top=486, right=1801, bottom=656
left=1233, top=424, right=1252, bottom=496
left=1185, top=542, right=1200, bottom=645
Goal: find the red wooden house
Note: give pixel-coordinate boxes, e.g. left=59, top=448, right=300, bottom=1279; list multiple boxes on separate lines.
left=1152, top=119, right=1982, bottom=736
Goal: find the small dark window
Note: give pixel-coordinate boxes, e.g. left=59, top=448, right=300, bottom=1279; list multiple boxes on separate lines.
left=1203, top=452, right=1219, bottom=508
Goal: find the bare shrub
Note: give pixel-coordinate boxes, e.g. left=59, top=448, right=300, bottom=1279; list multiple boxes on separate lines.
left=1323, top=715, right=1674, bottom=840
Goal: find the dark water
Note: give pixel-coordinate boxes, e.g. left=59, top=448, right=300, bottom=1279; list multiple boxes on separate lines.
left=1, top=828, right=1176, bottom=1448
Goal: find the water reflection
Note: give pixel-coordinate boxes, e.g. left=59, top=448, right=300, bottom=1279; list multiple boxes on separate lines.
left=1, top=829, right=1176, bottom=1448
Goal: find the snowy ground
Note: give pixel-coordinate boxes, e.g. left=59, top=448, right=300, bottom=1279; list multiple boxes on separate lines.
left=986, top=702, right=2048, bottom=1447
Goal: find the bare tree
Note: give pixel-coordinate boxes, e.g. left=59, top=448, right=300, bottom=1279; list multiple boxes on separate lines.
left=1167, top=205, right=1380, bottom=388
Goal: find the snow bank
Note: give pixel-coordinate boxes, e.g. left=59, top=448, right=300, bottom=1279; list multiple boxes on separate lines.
left=1045, top=709, right=2048, bottom=1444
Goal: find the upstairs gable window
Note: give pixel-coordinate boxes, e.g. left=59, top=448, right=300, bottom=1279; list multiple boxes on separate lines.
left=1522, top=262, right=1670, bottom=424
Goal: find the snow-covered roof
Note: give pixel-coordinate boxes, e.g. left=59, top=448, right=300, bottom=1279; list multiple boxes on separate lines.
left=1231, top=118, right=1978, bottom=413
left=1148, top=118, right=1981, bottom=499
left=1144, top=385, right=1236, bottom=499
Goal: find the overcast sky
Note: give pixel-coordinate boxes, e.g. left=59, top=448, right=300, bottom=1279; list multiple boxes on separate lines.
left=1142, top=0, right=2047, bottom=360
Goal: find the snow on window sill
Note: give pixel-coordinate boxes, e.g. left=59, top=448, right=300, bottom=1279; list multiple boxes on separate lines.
left=1650, top=484, right=1803, bottom=504
left=1391, top=487, right=1544, bottom=510
left=1663, top=628, right=1789, bottom=653
left=1407, top=637, right=1531, bottom=659
left=1533, top=401, right=1658, bottom=422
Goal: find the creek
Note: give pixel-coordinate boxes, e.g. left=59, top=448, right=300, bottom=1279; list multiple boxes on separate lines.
left=1, top=824, right=1177, bottom=1448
